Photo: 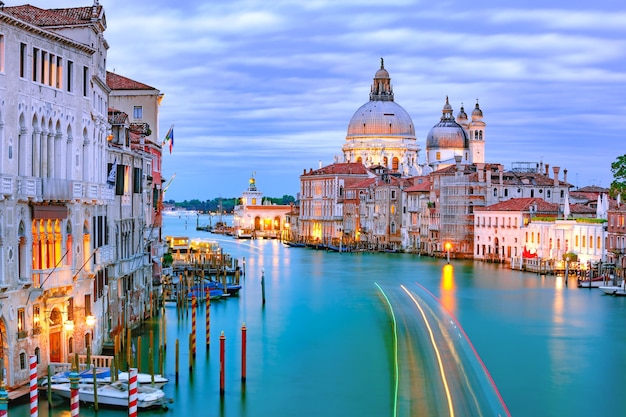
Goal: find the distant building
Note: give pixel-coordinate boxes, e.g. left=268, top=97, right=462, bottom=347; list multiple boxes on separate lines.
left=233, top=175, right=291, bottom=239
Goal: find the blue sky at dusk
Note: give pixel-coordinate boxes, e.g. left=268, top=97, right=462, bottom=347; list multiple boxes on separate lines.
left=50, top=0, right=626, bottom=201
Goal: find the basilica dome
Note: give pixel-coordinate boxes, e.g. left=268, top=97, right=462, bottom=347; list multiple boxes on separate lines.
left=426, top=97, right=468, bottom=149
left=347, top=100, right=415, bottom=138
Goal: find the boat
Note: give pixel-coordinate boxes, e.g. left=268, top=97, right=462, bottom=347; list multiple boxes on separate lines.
left=205, top=279, right=241, bottom=296
left=49, top=380, right=169, bottom=409
left=42, top=367, right=169, bottom=389
left=578, top=275, right=611, bottom=288
left=599, top=280, right=626, bottom=296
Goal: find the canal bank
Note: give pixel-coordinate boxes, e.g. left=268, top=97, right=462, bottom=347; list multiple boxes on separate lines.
left=10, top=214, right=626, bottom=416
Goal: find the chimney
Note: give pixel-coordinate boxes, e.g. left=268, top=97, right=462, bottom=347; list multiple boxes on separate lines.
left=477, top=163, right=485, bottom=182
left=563, top=169, right=568, bottom=184
left=455, top=155, right=462, bottom=172
left=319, top=160, right=322, bottom=169
left=553, top=166, right=560, bottom=187
left=545, top=163, right=549, bottom=176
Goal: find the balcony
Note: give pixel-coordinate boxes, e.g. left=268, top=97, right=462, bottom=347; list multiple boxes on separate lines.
left=16, top=176, right=43, bottom=202
left=17, top=330, right=28, bottom=339
left=43, top=178, right=74, bottom=200
left=34, top=268, right=73, bottom=290
left=0, top=174, right=14, bottom=198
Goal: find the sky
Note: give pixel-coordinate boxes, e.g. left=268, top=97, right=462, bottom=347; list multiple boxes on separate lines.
left=49, top=0, right=626, bottom=201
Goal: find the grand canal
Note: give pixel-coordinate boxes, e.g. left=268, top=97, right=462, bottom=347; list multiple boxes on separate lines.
left=11, top=213, right=626, bottom=416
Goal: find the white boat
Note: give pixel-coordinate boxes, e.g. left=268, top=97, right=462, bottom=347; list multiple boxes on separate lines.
left=49, top=380, right=168, bottom=409
left=42, top=367, right=168, bottom=389
left=599, top=280, right=626, bottom=296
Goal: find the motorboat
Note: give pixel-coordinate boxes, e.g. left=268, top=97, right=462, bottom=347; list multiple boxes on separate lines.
left=42, top=367, right=169, bottom=389
left=599, top=280, right=626, bottom=296
left=49, top=380, right=168, bottom=409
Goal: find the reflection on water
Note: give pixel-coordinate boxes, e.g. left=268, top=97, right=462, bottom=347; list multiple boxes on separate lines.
left=11, top=215, right=626, bottom=416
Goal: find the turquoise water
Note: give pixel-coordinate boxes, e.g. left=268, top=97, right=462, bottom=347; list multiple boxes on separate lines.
left=12, top=214, right=626, bottom=416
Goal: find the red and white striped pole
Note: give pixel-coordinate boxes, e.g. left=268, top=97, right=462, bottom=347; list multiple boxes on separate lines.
left=29, top=355, right=37, bottom=417
left=128, top=368, right=138, bottom=417
left=220, top=331, right=225, bottom=396
left=69, top=370, right=80, bottom=417
left=191, top=296, right=197, bottom=357
left=205, top=295, right=211, bottom=348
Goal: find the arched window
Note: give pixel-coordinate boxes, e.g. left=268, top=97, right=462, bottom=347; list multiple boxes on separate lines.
left=493, top=188, right=497, bottom=197
left=504, top=189, right=509, bottom=197
left=383, top=156, right=388, bottom=167
left=530, top=190, right=535, bottom=198
left=392, top=157, right=399, bottom=171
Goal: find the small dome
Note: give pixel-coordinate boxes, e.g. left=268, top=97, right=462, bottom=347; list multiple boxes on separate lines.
left=426, top=120, right=469, bottom=149
left=427, top=97, right=468, bottom=149
left=472, top=102, right=483, bottom=120
left=456, top=105, right=468, bottom=121
left=374, top=57, right=390, bottom=79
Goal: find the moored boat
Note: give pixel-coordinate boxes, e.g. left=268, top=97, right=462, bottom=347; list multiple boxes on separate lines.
left=42, top=367, right=169, bottom=389
left=599, top=280, right=626, bottom=296
left=49, top=380, right=169, bottom=409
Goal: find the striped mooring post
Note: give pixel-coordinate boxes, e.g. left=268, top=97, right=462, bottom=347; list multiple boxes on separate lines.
left=69, top=370, right=80, bottom=417
left=191, top=296, right=197, bottom=357
left=0, top=379, right=8, bottom=417
left=29, top=355, right=37, bottom=417
left=128, top=368, right=138, bottom=417
left=205, top=294, right=211, bottom=347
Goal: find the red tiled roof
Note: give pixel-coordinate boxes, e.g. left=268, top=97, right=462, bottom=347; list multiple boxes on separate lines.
left=475, top=198, right=558, bottom=213
left=347, top=178, right=377, bottom=189
left=3, top=4, right=103, bottom=27
left=302, top=162, right=369, bottom=176
left=405, top=176, right=431, bottom=192
left=106, top=71, right=156, bottom=90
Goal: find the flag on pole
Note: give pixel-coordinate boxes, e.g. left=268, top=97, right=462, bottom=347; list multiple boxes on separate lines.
left=106, top=157, right=117, bottom=188
left=163, top=125, right=174, bottom=154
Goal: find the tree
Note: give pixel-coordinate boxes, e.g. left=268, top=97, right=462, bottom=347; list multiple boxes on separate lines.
left=610, top=154, right=626, bottom=199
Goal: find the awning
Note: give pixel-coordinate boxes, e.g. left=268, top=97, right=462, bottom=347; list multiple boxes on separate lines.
left=32, top=204, right=68, bottom=220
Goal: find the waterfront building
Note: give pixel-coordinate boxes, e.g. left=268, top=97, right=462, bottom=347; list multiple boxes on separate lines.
left=402, top=176, right=431, bottom=253
left=233, top=175, right=291, bottom=239
left=299, top=163, right=370, bottom=245
left=474, top=197, right=601, bottom=266
left=605, top=202, right=625, bottom=277
left=0, top=2, right=163, bottom=393
left=0, top=2, right=110, bottom=388
left=357, top=166, right=410, bottom=251
left=106, top=71, right=167, bottom=321
left=430, top=160, right=572, bottom=259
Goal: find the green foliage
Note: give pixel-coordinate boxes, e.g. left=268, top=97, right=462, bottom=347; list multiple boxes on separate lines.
left=162, top=252, right=173, bottom=267
left=575, top=218, right=607, bottom=224
left=170, top=195, right=296, bottom=213
left=610, top=154, right=626, bottom=199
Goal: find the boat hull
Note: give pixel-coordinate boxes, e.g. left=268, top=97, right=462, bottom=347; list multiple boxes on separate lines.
left=50, top=381, right=167, bottom=409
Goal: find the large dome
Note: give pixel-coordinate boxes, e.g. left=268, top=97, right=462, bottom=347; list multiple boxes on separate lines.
left=426, top=97, right=468, bottom=149
left=347, top=100, right=415, bottom=138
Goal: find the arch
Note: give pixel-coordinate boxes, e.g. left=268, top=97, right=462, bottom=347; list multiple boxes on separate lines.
left=0, top=318, right=10, bottom=386
left=273, top=216, right=280, bottom=231
left=392, top=157, right=399, bottom=171
left=254, top=216, right=261, bottom=231
left=18, top=221, right=27, bottom=280
left=383, top=156, right=388, bottom=168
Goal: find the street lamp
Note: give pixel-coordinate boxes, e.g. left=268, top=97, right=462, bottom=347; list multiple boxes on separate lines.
left=445, top=242, right=452, bottom=264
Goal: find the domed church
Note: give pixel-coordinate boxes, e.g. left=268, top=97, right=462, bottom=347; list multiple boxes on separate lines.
left=342, top=59, right=421, bottom=176
left=425, top=96, right=486, bottom=171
